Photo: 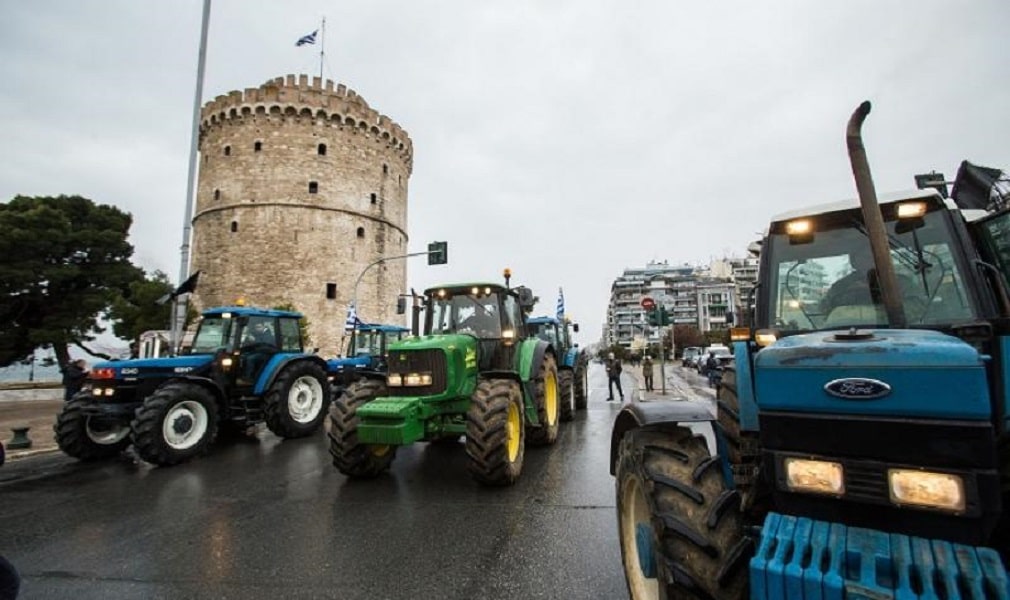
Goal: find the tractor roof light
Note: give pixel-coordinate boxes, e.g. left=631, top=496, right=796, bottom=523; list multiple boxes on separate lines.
left=785, top=219, right=812, bottom=236
left=755, top=329, right=779, bottom=347
left=896, top=202, right=927, bottom=219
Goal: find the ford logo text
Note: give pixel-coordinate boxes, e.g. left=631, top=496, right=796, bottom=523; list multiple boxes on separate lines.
left=824, top=378, right=891, bottom=400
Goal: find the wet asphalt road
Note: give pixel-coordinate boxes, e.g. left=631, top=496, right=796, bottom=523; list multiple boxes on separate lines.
left=0, top=363, right=713, bottom=600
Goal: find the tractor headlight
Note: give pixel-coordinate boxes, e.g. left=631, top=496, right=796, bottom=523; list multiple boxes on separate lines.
left=402, top=372, right=432, bottom=386
left=221, top=357, right=234, bottom=368
left=888, top=469, right=965, bottom=512
left=93, top=388, right=104, bottom=397
left=784, top=458, right=844, bottom=496
left=387, top=373, right=403, bottom=387
left=104, top=388, right=115, bottom=397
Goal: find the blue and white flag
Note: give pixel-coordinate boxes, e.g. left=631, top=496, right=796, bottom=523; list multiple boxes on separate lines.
left=344, top=302, right=361, bottom=332
left=296, top=30, right=318, bottom=46
left=556, top=287, right=565, bottom=320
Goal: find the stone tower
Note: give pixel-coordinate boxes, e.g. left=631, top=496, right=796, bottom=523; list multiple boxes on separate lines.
left=190, top=74, right=412, bottom=354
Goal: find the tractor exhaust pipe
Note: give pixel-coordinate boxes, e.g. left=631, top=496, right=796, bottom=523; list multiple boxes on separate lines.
left=846, top=101, right=907, bottom=329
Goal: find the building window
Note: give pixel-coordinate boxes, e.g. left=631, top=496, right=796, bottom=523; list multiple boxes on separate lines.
left=370, top=193, right=377, bottom=204
left=224, top=145, right=231, bottom=156
left=326, top=283, right=337, bottom=299
left=214, top=189, right=220, bottom=200
left=356, top=227, right=365, bottom=238
left=254, top=141, right=262, bottom=152
left=317, top=143, right=327, bottom=156
left=383, top=163, right=388, bottom=174
left=230, top=221, right=238, bottom=232
left=308, top=181, right=318, bottom=194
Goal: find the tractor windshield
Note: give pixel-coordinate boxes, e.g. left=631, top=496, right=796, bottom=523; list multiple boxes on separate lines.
left=529, top=322, right=560, bottom=347
left=763, top=205, right=979, bottom=332
left=190, top=315, right=235, bottom=354
left=428, top=289, right=503, bottom=339
left=348, top=329, right=386, bottom=357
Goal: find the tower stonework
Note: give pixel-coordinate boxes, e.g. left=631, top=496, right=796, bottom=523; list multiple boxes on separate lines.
left=191, top=74, right=412, bottom=354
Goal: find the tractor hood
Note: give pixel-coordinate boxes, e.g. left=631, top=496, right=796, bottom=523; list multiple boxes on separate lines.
left=390, top=334, right=478, bottom=353
left=92, top=355, right=214, bottom=375
left=754, top=329, right=990, bottom=420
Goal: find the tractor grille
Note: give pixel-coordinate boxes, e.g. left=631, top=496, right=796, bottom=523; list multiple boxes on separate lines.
left=387, top=349, right=447, bottom=396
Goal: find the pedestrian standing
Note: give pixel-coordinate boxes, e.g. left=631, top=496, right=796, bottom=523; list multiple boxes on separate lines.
left=642, top=355, right=655, bottom=391
left=605, top=352, right=624, bottom=402
left=61, top=358, right=88, bottom=401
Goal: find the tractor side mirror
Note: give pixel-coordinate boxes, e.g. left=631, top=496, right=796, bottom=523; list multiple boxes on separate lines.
left=517, top=286, right=535, bottom=310
left=396, top=296, right=407, bottom=315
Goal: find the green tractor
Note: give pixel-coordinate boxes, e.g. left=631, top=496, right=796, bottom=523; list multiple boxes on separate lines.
left=327, top=278, right=561, bottom=486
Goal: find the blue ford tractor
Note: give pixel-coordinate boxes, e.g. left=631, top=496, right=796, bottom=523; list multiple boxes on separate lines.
left=327, top=277, right=561, bottom=485
left=326, top=323, right=410, bottom=397
left=611, top=102, right=1010, bottom=598
left=527, top=315, right=587, bottom=419
left=55, top=306, right=331, bottom=466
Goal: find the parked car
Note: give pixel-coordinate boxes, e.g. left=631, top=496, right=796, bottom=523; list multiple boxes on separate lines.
left=697, top=345, right=732, bottom=374
left=681, top=346, right=703, bottom=368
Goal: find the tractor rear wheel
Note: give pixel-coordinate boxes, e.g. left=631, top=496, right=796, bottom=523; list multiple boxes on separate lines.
left=54, top=396, right=132, bottom=460
left=527, top=354, right=560, bottom=446
left=574, top=362, right=588, bottom=410
left=559, top=370, right=575, bottom=422
left=616, top=427, right=750, bottom=600
left=264, top=360, right=331, bottom=438
left=132, top=382, right=219, bottom=466
left=327, top=379, right=396, bottom=478
left=466, top=378, right=524, bottom=486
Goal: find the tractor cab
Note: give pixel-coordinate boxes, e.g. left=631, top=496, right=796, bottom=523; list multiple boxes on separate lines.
left=327, top=323, right=409, bottom=395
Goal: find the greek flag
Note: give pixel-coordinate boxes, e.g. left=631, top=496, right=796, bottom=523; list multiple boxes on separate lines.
left=556, top=287, right=565, bottom=320
left=344, top=303, right=361, bottom=332
left=296, top=30, right=318, bottom=46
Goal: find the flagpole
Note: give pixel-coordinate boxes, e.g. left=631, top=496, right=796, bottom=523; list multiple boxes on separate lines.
left=319, top=16, right=325, bottom=80
left=172, top=0, right=212, bottom=356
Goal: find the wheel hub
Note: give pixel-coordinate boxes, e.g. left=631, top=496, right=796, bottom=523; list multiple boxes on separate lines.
left=173, top=414, right=194, bottom=434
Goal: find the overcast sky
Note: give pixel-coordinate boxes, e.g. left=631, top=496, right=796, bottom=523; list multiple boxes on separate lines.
left=2, top=1, right=1008, bottom=346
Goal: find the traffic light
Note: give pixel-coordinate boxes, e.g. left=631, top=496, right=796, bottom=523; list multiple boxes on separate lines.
left=427, top=241, right=448, bottom=265
left=647, top=306, right=671, bottom=327
left=647, top=310, right=658, bottom=327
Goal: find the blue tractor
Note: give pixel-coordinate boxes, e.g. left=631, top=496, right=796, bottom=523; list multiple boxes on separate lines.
left=611, top=102, right=1010, bottom=598
left=326, top=323, right=410, bottom=397
left=526, top=315, right=587, bottom=419
left=55, top=306, right=331, bottom=466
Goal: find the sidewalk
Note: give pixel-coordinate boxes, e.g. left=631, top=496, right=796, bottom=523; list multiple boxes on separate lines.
left=627, top=361, right=716, bottom=404
left=0, top=384, right=64, bottom=461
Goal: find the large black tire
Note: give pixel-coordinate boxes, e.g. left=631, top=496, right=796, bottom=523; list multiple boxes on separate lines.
left=559, top=370, right=575, bottom=422
left=327, top=379, right=396, bottom=478
left=131, top=382, right=219, bottom=466
left=574, top=361, right=588, bottom=410
left=264, top=360, right=331, bottom=439
left=466, top=378, right=525, bottom=486
left=54, top=396, right=132, bottom=460
left=527, top=354, right=560, bottom=446
left=715, top=367, right=766, bottom=514
left=616, top=427, right=750, bottom=600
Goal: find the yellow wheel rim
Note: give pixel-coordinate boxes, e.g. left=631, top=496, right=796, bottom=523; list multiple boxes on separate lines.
left=370, top=445, right=391, bottom=457
left=545, top=369, right=558, bottom=425
left=620, top=474, right=659, bottom=599
left=506, top=400, right=521, bottom=462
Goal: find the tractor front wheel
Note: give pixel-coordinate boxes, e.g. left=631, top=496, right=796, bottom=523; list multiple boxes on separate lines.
left=327, top=379, right=396, bottom=478
left=527, top=354, right=560, bottom=446
left=132, top=382, right=219, bottom=466
left=559, top=370, right=574, bottom=422
left=466, top=378, right=525, bottom=486
left=54, top=397, right=132, bottom=460
left=616, top=427, right=750, bottom=600
left=264, top=360, right=331, bottom=438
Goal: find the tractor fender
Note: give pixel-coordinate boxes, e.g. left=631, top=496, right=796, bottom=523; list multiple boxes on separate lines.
left=518, top=339, right=554, bottom=382
left=609, top=402, right=717, bottom=475
left=159, top=375, right=228, bottom=407
left=254, top=354, right=329, bottom=395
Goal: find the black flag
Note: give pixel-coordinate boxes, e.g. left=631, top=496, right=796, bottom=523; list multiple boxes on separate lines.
left=156, top=270, right=201, bottom=305
left=951, top=161, right=1007, bottom=211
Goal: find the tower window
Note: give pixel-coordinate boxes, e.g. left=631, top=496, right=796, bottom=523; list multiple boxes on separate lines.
left=308, top=181, right=318, bottom=194
left=224, top=145, right=231, bottom=156
left=356, top=227, right=365, bottom=238
left=326, top=283, right=337, bottom=300
left=370, top=193, right=377, bottom=204
left=317, top=143, right=327, bottom=156
left=254, top=141, right=262, bottom=152
left=230, top=221, right=238, bottom=232
left=214, top=189, right=220, bottom=201
left=383, top=163, right=388, bottom=174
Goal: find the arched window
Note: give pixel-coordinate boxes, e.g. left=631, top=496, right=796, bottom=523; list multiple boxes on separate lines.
left=356, top=227, right=365, bottom=239
left=230, top=221, right=238, bottom=232
left=308, top=181, right=318, bottom=194
left=370, top=193, right=377, bottom=204
left=224, top=145, right=231, bottom=156
left=254, top=141, right=262, bottom=152
left=317, top=143, right=327, bottom=156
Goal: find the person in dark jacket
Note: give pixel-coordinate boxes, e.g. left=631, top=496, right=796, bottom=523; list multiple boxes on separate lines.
left=605, top=352, right=624, bottom=402
left=61, top=359, right=88, bottom=401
